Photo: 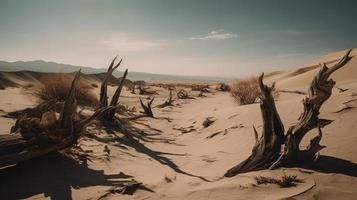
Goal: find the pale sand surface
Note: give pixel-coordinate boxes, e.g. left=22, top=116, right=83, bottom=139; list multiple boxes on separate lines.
left=0, top=49, right=357, bottom=199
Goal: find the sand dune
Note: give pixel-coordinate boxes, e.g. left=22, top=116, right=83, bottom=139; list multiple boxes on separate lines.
left=266, top=48, right=357, bottom=90
left=0, top=49, right=357, bottom=199
left=0, top=71, right=132, bottom=90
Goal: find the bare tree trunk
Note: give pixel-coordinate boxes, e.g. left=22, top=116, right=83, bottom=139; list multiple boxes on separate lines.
left=225, top=49, right=353, bottom=177
left=140, top=97, right=155, bottom=117
left=103, top=69, right=128, bottom=121
left=225, top=75, right=285, bottom=177
left=98, top=57, right=128, bottom=122
left=99, top=57, right=122, bottom=109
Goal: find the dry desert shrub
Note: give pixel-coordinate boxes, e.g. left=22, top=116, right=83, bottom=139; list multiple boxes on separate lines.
left=34, top=75, right=98, bottom=107
left=231, top=77, right=260, bottom=105
left=231, top=77, right=279, bottom=105
left=254, top=175, right=303, bottom=188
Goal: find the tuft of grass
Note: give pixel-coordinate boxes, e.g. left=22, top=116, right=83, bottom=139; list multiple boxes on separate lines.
left=254, top=175, right=303, bottom=188
left=231, top=77, right=260, bottom=105
left=34, top=75, right=98, bottom=107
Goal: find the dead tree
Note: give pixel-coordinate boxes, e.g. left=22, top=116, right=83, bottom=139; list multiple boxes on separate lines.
left=177, top=89, right=195, bottom=99
left=99, top=57, right=122, bottom=109
left=103, top=69, right=128, bottom=121
left=216, top=83, right=231, bottom=91
left=0, top=71, right=111, bottom=168
left=139, top=97, right=155, bottom=117
left=157, top=90, right=174, bottom=108
left=225, top=49, right=353, bottom=177
left=98, top=56, right=129, bottom=122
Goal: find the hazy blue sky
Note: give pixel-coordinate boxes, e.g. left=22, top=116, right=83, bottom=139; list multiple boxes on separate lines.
left=0, top=0, right=356, bottom=77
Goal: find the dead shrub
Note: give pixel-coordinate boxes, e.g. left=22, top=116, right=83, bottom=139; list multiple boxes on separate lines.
left=231, top=77, right=260, bottom=105
left=34, top=75, right=98, bottom=107
left=254, top=175, right=303, bottom=188
left=231, top=77, right=279, bottom=105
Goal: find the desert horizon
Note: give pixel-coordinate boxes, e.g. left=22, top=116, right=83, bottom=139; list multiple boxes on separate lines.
left=1, top=1, right=357, bottom=200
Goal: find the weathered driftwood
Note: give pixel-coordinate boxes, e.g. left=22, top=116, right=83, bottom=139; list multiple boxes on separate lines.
left=177, top=89, right=195, bottom=99
left=0, top=71, right=111, bottom=169
left=157, top=90, right=174, bottom=108
left=139, top=97, right=155, bottom=117
left=98, top=57, right=129, bottom=122
left=225, top=49, right=353, bottom=177
left=99, top=57, right=122, bottom=109
left=103, top=69, right=128, bottom=121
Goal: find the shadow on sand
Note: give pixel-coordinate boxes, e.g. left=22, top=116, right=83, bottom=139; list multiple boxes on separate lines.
left=304, top=155, right=357, bottom=177
left=0, top=153, right=134, bottom=200
left=103, top=123, right=211, bottom=182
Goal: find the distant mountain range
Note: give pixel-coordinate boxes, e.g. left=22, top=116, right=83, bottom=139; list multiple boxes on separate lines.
left=0, top=60, right=233, bottom=83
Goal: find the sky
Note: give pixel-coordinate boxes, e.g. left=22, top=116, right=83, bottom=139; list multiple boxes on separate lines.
left=0, top=0, right=356, bottom=77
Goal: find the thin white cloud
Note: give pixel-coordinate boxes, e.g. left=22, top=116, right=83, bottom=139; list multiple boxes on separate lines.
left=190, top=30, right=238, bottom=40
left=101, top=34, right=167, bottom=52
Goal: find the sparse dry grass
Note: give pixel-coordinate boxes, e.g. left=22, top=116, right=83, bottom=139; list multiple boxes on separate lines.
left=231, top=77, right=279, bottom=105
left=254, top=175, right=304, bottom=188
left=34, top=75, right=98, bottom=107
left=231, top=77, right=260, bottom=105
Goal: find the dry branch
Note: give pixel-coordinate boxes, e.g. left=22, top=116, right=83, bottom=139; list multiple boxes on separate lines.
left=140, top=97, right=155, bottom=117
left=157, top=90, right=174, bottom=108
left=98, top=57, right=129, bottom=123
left=177, top=89, right=195, bottom=99
left=99, top=57, right=122, bottom=109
